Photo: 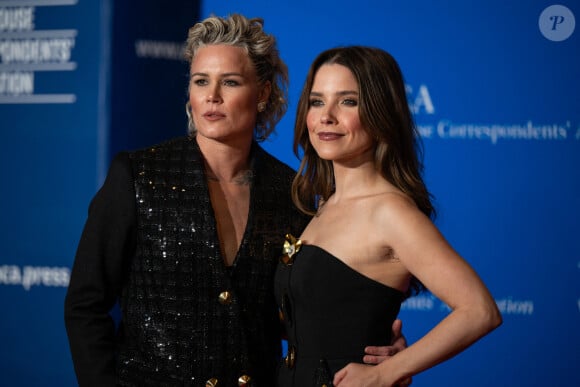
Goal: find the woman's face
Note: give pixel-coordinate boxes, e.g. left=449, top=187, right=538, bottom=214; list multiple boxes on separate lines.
left=306, top=63, right=374, bottom=164
left=189, top=44, right=268, bottom=143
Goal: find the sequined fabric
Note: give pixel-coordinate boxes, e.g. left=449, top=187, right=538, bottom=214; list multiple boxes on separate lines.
left=114, top=136, right=308, bottom=386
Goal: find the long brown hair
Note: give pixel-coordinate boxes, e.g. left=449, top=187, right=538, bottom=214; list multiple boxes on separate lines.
left=292, top=46, right=435, bottom=221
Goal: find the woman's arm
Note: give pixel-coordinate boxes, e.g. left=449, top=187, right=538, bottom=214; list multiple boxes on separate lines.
left=64, top=153, right=137, bottom=387
left=335, top=197, right=502, bottom=386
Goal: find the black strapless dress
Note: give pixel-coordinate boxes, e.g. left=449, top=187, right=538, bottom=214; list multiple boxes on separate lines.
left=274, top=244, right=405, bottom=387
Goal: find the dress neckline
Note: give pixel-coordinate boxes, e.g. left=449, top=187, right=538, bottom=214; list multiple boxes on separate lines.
left=299, top=244, right=406, bottom=297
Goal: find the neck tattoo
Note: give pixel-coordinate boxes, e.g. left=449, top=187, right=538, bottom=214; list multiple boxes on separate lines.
left=206, top=170, right=254, bottom=186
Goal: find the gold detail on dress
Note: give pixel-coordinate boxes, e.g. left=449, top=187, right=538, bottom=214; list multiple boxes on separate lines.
left=206, top=378, right=219, bottom=387
left=284, top=345, right=296, bottom=368
left=237, top=374, right=251, bottom=386
left=218, top=291, right=232, bottom=305
left=280, top=234, right=302, bottom=265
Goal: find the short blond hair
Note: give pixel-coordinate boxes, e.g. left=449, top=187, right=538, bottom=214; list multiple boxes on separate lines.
left=184, top=14, right=288, bottom=141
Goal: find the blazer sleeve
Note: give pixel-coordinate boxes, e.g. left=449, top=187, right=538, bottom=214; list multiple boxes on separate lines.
left=64, top=152, right=137, bottom=387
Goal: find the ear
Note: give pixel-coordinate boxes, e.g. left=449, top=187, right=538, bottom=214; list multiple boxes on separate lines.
left=259, top=80, right=272, bottom=104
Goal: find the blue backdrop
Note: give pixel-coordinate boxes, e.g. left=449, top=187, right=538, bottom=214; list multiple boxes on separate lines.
left=0, top=0, right=198, bottom=385
left=0, top=1, right=578, bottom=386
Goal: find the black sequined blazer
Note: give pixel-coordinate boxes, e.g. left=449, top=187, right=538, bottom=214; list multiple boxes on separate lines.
left=65, top=136, right=308, bottom=386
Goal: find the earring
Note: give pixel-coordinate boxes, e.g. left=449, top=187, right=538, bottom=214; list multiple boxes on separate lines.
left=257, top=101, right=266, bottom=112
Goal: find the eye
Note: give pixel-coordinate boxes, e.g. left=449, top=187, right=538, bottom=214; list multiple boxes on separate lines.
left=191, top=78, right=208, bottom=86
left=309, top=98, right=323, bottom=107
left=341, top=98, right=358, bottom=106
left=223, top=79, right=240, bottom=87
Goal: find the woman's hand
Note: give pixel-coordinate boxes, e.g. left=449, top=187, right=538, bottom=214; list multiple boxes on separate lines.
left=333, top=363, right=385, bottom=387
left=334, top=361, right=410, bottom=387
left=363, top=319, right=407, bottom=364
left=361, top=319, right=412, bottom=386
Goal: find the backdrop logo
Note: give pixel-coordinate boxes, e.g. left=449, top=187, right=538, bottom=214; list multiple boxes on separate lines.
left=0, top=264, right=70, bottom=290
left=406, top=84, right=435, bottom=115
left=401, top=294, right=435, bottom=311
left=418, top=120, right=571, bottom=143
left=402, top=293, right=534, bottom=317
left=134, top=40, right=185, bottom=61
left=496, top=297, right=534, bottom=315
left=0, top=1, right=78, bottom=104
left=539, top=4, right=576, bottom=42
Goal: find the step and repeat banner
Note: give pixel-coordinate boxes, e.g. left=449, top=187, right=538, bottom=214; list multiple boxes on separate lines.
left=0, top=1, right=107, bottom=385
left=0, top=0, right=198, bottom=385
left=0, top=0, right=578, bottom=386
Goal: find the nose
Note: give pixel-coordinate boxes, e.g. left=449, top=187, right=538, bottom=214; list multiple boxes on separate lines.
left=206, top=84, right=222, bottom=104
left=319, top=105, right=337, bottom=125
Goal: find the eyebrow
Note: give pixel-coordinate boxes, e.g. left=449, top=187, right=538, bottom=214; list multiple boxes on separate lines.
left=190, top=72, right=245, bottom=78
left=309, top=90, right=359, bottom=97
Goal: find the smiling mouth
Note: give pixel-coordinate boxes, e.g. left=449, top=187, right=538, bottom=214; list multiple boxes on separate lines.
left=318, top=132, right=344, bottom=141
